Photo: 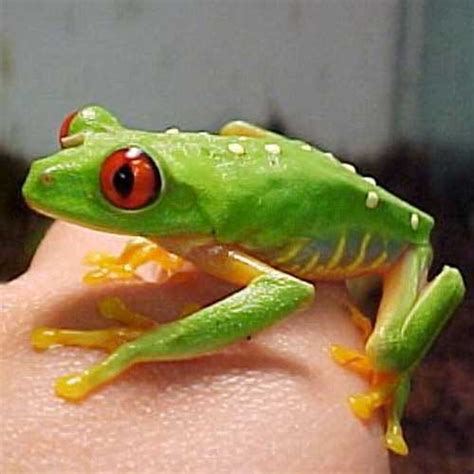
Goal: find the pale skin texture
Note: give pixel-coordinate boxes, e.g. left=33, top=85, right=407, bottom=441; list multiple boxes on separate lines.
left=0, top=223, right=390, bottom=473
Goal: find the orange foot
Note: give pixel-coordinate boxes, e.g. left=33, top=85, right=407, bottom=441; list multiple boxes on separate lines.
left=331, top=344, right=409, bottom=455
left=82, top=237, right=186, bottom=285
left=31, top=297, right=157, bottom=352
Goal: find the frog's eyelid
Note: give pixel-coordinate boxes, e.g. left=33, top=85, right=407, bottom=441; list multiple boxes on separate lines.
left=58, top=109, right=79, bottom=145
left=61, top=132, right=85, bottom=149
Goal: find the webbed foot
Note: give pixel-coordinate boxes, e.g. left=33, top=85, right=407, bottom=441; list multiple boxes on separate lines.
left=330, top=344, right=409, bottom=455
left=83, top=237, right=185, bottom=284
left=31, top=297, right=157, bottom=352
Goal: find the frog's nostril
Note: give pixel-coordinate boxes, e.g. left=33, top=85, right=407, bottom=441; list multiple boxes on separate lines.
left=40, top=172, right=55, bottom=186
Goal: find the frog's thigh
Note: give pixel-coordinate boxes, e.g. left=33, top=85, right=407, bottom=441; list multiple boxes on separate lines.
left=366, top=247, right=465, bottom=372
left=55, top=248, right=314, bottom=401
left=32, top=326, right=146, bottom=352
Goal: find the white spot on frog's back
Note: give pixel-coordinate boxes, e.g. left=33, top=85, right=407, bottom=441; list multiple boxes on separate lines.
left=301, top=144, right=312, bottom=152
left=165, top=127, right=180, bottom=135
left=366, top=191, right=379, bottom=209
left=341, top=162, right=356, bottom=173
left=264, top=143, right=281, bottom=155
left=410, top=213, right=419, bottom=230
left=227, top=142, right=245, bottom=155
left=324, top=152, right=339, bottom=163
left=363, top=176, right=377, bottom=186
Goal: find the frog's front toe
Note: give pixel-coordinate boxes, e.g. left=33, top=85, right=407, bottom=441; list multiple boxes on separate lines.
left=347, top=373, right=397, bottom=419
left=31, top=326, right=146, bottom=352
left=55, top=373, right=93, bottom=401
left=83, top=238, right=185, bottom=285
left=31, top=297, right=158, bottom=353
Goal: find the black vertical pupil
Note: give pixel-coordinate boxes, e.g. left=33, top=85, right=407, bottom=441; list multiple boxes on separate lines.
left=113, top=164, right=134, bottom=197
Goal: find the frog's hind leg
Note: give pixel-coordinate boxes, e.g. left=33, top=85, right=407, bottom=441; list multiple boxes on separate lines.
left=333, top=245, right=465, bottom=455
left=32, top=297, right=157, bottom=352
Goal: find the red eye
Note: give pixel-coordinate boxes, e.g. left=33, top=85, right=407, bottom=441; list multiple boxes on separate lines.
left=100, top=148, right=161, bottom=209
left=59, top=110, right=78, bottom=146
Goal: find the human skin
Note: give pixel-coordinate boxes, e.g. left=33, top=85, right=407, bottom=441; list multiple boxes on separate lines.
left=1, top=222, right=389, bottom=473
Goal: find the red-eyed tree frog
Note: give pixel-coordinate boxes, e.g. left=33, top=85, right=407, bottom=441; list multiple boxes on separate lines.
left=22, top=106, right=465, bottom=455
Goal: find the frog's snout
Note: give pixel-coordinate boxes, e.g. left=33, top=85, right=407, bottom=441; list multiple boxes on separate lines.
left=22, top=160, right=58, bottom=211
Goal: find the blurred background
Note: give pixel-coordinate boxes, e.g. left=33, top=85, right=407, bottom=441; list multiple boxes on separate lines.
left=0, top=0, right=472, bottom=472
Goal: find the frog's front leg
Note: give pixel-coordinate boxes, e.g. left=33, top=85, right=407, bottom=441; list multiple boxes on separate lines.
left=333, top=245, right=465, bottom=454
left=52, top=246, right=314, bottom=401
left=32, top=297, right=157, bottom=352
left=83, top=237, right=186, bottom=284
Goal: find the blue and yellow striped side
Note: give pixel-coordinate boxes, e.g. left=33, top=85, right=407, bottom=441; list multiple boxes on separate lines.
left=249, top=232, right=406, bottom=280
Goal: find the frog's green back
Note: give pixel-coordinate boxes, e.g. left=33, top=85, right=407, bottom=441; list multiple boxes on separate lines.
left=149, top=132, right=433, bottom=249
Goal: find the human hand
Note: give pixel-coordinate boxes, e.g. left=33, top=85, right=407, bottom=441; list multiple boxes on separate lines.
left=1, top=222, right=389, bottom=473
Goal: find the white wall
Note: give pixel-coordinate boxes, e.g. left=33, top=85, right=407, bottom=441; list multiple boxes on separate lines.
left=0, top=0, right=399, bottom=159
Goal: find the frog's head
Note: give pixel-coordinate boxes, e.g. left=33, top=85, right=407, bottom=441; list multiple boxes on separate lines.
left=22, top=105, right=213, bottom=237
